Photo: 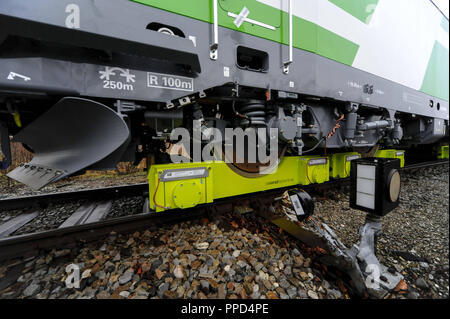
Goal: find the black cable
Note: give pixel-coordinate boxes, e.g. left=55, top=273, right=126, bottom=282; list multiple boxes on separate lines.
left=302, top=136, right=326, bottom=154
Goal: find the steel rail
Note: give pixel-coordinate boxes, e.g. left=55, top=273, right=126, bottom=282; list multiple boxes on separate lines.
left=0, top=160, right=447, bottom=212
left=0, top=187, right=289, bottom=262
left=0, top=159, right=447, bottom=262
left=402, top=159, right=449, bottom=171
left=0, top=207, right=206, bottom=262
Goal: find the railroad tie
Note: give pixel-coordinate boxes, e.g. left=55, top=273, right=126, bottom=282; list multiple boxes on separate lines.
left=0, top=211, right=39, bottom=238
left=59, top=200, right=112, bottom=228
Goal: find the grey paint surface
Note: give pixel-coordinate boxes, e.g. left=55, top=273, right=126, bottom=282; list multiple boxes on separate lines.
left=0, top=0, right=448, bottom=119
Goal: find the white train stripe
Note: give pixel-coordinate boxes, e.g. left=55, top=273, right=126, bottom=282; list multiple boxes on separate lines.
left=257, top=0, right=447, bottom=91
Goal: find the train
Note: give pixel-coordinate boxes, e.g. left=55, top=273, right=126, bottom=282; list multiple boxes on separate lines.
left=0, top=0, right=448, bottom=211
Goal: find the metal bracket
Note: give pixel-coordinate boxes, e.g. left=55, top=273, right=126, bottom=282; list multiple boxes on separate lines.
left=307, top=216, right=403, bottom=298
left=283, top=62, right=292, bottom=75
left=351, top=215, right=404, bottom=297
left=115, top=100, right=141, bottom=114
left=255, top=185, right=404, bottom=298
left=210, top=0, right=218, bottom=60
left=0, top=123, right=12, bottom=170
left=275, top=201, right=403, bottom=297
left=283, top=0, right=293, bottom=74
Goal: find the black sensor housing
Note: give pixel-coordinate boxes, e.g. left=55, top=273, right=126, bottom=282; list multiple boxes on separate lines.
left=350, top=157, right=401, bottom=216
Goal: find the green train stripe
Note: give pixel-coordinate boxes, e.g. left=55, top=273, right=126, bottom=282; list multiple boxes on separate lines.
left=328, top=0, right=379, bottom=24
left=317, top=27, right=358, bottom=66
left=132, top=0, right=359, bottom=66
left=421, top=41, right=449, bottom=101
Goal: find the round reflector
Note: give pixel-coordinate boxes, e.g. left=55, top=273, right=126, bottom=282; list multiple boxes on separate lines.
left=387, top=169, right=401, bottom=202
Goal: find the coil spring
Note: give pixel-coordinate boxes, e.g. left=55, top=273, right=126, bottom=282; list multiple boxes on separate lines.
left=239, top=100, right=266, bottom=127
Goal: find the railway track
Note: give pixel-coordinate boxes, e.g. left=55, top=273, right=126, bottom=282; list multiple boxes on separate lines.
left=0, top=159, right=447, bottom=263
left=0, top=183, right=149, bottom=211
left=401, top=159, right=449, bottom=171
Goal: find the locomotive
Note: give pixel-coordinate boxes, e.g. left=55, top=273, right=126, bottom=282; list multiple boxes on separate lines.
left=0, top=0, right=448, bottom=211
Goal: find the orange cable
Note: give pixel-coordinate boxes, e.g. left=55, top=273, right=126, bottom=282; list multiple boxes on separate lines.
left=323, top=114, right=345, bottom=157
left=152, top=178, right=167, bottom=210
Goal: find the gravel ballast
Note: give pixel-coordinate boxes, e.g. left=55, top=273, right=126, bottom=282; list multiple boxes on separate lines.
left=0, top=164, right=448, bottom=299
left=0, top=218, right=346, bottom=300
left=313, top=164, right=449, bottom=298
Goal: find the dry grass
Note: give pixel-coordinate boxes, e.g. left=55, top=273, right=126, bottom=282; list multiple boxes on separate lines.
left=1, top=141, right=146, bottom=178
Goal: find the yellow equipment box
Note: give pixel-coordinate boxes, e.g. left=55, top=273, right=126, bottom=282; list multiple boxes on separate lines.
left=375, top=149, right=405, bottom=168
left=438, top=145, right=449, bottom=159
left=148, top=156, right=333, bottom=212
left=330, top=152, right=361, bottom=179
left=298, top=156, right=330, bottom=185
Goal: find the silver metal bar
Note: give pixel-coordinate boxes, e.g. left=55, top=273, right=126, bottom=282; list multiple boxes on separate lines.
left=0, top=211, right=39, bottom=238
left=283, top=0, right=293, bottom=74
left=288, top=0, right=293, bottom=62
left=210, top=0, right=218, bottom=60
left=357, top=120, right=390, bottom=131
left=59, top=201, right=112, bottom=228
left=227, top=12, right=276, bottom=30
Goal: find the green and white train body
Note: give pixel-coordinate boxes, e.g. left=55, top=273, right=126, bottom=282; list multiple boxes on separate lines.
left=1, top=0, right=448, bottom=116
left=137, top=0, right=449, bottom=109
